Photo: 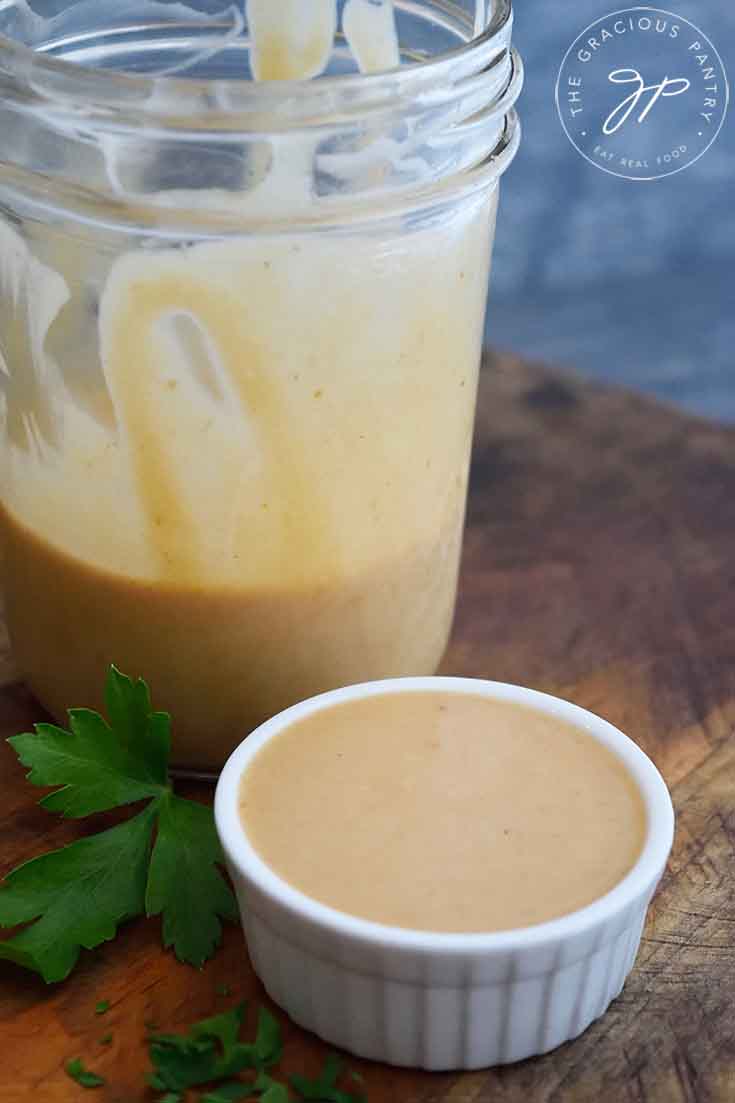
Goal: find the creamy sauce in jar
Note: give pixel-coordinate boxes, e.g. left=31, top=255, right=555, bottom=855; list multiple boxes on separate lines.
left=0, top=1, right=499, bottom=768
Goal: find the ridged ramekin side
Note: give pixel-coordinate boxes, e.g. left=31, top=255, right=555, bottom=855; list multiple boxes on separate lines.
left=230, top=871, right=660, bottom=1070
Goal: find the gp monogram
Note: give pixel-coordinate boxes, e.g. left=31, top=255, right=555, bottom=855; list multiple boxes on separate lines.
left=556, top=7, right=729, bottom=180
left=602, top=71, right=690, bottom=135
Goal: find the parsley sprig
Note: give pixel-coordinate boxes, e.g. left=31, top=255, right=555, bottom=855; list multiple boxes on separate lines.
left=0, top=666, right=237, bottom=982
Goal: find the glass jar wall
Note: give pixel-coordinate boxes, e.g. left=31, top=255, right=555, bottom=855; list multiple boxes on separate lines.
left=0, top=0, right=521, bottom=768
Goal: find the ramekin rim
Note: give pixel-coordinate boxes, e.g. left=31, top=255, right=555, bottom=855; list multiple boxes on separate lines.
left=214, top=677, right=675, bottom=955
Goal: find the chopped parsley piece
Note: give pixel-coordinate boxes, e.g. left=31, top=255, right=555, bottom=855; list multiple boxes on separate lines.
left=66, top=1058, right=105, bottom=1089
left=148, top=1003, right=281, bottom=1093
left=291, top=1053, right=367, bottom=1102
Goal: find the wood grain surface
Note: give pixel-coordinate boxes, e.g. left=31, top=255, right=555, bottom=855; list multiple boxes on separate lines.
left=2, top=352, right=735, bottom=1102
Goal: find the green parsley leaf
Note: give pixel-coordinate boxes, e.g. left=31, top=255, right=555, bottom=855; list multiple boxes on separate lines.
left=148, top=1046, right=215, bottom=1096
left=253, top=1008, right=283, bottom=1068
left=148, top=1002, right=261, bottom=1092
left=95, top=1000, right=111, bottom=1015
left=146, top=793, right=238, bottom=967
left=160, top=1094, right=183, bottom=1103
left=9, top=667, right=169, bottom=818
left=147, top=1004, right=368, bottom=1103
left=201, top=1083, right=254, bottom=1103
left=217, top=983, right=233, bottom=997
left=148, top=1003, right=284, bottom=1094
left=254, top=1073, right=291, bottom=1102
left=0, top=804, right=157, bottom=981
left=290, top=1053, right=366, bottom=1103
left=1, top=666, right=236, bottom=979
left=66, top=1058, right=105, bottom=1088
left=104, top=665, right=170, bottom=785
left=189, top=1002, right=250, bottom=1054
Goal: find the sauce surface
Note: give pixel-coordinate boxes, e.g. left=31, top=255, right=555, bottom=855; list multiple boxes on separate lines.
left=239, top=691, right=646, bottom=932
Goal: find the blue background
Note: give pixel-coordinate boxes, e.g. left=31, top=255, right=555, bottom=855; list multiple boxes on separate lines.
left=486, top=0, right=734, bottom=422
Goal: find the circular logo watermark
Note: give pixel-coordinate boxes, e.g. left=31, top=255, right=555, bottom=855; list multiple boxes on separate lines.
left=555, top=7, right=729, bottom=180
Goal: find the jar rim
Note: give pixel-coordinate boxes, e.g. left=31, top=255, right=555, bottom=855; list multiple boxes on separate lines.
left=0, top=3, right=521, bottom=231
left=0, top=0, right=513, bottom=116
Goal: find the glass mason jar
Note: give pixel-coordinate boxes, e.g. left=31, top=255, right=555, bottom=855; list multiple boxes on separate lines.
left=0, top=0, right=521, bottom=770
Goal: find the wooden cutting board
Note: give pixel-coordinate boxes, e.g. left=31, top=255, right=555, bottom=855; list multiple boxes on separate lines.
left=2, top=351, right=734, bottom=1102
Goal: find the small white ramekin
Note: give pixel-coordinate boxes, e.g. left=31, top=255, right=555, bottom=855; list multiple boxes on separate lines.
left=214, top=678, right=674, bottom=1070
